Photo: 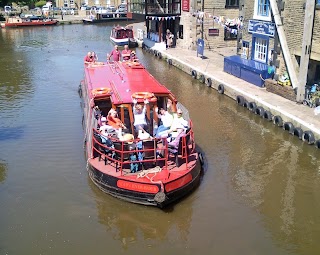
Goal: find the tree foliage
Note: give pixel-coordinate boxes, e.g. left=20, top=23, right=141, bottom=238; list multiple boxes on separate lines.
left=35, top=0, right=46, bottom=7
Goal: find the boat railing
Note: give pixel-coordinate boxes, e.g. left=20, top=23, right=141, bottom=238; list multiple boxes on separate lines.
left=91, top=126, right=196, bottom=175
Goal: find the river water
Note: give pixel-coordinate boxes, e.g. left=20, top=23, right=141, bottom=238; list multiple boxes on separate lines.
left=0, top=23, right=320, bottom=255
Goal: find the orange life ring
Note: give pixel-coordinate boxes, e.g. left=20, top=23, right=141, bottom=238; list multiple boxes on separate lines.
left=132, top=92, right=155, bottom=100
left=92, top=87, right=112, bottom=97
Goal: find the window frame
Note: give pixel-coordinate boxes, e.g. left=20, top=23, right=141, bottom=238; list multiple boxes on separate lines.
left=253, top=0, right=271, bottom=21
left=225, top=0, right=239, bottom=8
left=252, top=34, right=269, bottom=63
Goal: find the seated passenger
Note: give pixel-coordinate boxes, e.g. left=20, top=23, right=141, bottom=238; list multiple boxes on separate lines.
left=132, top=98, right=149, bottom=132
left=154, top=107, right=173, bottom=138
left=107, top=108, right=126, bottom=130
left=166, top=108, right=188, bottom=139
left=130, top=51, right=139, bottom=62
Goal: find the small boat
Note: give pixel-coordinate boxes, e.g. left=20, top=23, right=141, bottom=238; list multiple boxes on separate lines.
left=79, top=60, right=203, bottom=208
left=0, top=16, right=58, bottom=28
left=82, top=12, right=128, bottom=24
left=110, top=25, right=138, bottom=47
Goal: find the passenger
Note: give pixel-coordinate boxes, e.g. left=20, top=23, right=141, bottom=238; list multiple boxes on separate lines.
left=99, top=117, right=112, bottom=140
left=108, top=45, right=121, bottom=62
left=91, top=51, right=98, bottom=62
left=122, top=45, right=131, bottom=61
left=84, top=51, right=94, bottom=64
left=107, top=108, right=126, bottom=130
left=154, top=107, right=173, bottom=138
left=166, top=108, right=188, bottom=138
left=130, top=51, right=139, bottom=62
left=132, top=98, right=149, bottom=132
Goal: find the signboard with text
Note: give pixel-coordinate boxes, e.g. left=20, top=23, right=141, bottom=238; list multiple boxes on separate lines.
left=197, top=38, right=204, bottom=58
left=182, top=0, right=190, bottom=12
left=248, top=20, right=275, bottom=37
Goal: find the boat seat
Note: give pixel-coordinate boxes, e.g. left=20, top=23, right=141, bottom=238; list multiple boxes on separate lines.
left=93, top=132, right=113, bottom=165
left=113, top=142, right=134, bottom=171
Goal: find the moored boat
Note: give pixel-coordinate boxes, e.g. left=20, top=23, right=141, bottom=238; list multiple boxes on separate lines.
left=80, top=60, right=203, bottom=208
left=0, top=16, right=58, bottom=28
left=82, top=12, right=128, bottom=24
left=110, top=25, right=138, bottom=48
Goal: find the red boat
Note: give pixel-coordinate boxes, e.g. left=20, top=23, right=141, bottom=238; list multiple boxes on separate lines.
left=79, top=60, right=203, bottom=208
left=1, top=16, right=58, bottom=28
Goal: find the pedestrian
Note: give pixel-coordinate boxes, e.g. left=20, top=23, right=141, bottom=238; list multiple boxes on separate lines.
left=166, top=29, right=173, bottom=49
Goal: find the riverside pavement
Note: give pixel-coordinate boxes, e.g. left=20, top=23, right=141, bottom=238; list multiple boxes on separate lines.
left=51, top=17, right=320, bottom=142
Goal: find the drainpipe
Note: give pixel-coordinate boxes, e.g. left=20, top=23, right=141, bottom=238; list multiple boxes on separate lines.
left=297, top=0, right=315, bottom=102
left=269, top=0, right=299, bottom=89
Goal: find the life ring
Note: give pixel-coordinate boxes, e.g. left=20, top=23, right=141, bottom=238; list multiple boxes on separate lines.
left=283, top=122, right=294, bottom=134
left=315, top=139, right=320, bottom=149
left=263, top=110, right=272, bottom=121
left=273, top=115, right=283, bottom=127
left=236, top=95, right=245, bottom=106
left=199, top=74, right=205, bottom=83
left=157, top=52, right=162, bottom=59
left=167, top=59, right=173, bottom=65
left=191, top=70, right=197, bottom=79
left=132, top=92, right=156, bottom=102
left=218, top=84, right=224, bottom=94
left=206, top=77, right=212, bottom=87
left=293, top=127, right=303, bottom=139
left=91, top=87, right=112, bottom=97
left=248, top=102, right=257, bottom=112
left=255, top=106, right=265, bottom=116
left=302, top=130, right=315, bottom=145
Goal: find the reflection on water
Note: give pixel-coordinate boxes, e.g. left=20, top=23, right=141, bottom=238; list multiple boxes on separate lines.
left=0, top=23, right=320, bottom=255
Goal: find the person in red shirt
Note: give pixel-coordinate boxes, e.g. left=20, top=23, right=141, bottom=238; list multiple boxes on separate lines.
left=108, top=45, right=121, bottom=62
left=122, top=45, right=131, bottom=61
left=84, top=51, right=94, bottom=64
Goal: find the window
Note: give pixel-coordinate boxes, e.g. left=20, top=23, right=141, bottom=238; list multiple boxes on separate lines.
left=253, top=36, right=268, bottom=63
left=226, top=0, right=239, bottom=8
left=253, top=0, right=271, bottom=21
left=224, top=25, right=238, bottom=40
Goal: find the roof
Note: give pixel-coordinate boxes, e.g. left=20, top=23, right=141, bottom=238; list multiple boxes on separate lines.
left=112, top=25, right=133, bottom=31
left=84, top=62, right=172, bottom=104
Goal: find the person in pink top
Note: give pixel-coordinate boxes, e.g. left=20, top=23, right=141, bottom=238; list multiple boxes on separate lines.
left=108, top=45, right=121, bottom=62
left=121, top=45, right=131, bottom=61
left=84, top=51, right=94, bottom=64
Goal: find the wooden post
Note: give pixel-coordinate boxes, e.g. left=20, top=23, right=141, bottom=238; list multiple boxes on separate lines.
left=297, top=0, right=315, bottom=102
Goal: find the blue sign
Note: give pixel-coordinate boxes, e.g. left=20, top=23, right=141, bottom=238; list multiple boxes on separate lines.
left=197, top=39, right=204, bottom=57
left=248, top=20, right=275, bottom=37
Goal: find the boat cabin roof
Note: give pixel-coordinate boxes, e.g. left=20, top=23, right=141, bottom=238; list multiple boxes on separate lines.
left=84, top=61, right=173, bottom=105
left=112, top=25, right=133, bottom=32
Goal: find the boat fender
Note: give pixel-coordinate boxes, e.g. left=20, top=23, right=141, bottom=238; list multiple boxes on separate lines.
left=154, top=192, right=166, bottom=204
left=206, top=77, right=212, bottom=87
left=293, top=127, right=303, bottom=139
left=199, top=74, right=205, bottom=83
left=248, top=102, right=257, bottom=112
left=236, top=95, right=245, bottom=106
left=153, top=50, right=158, bottom=56
left=157, top=52, right=162, bottom=59
left=273, top=115, right=283, bottom=127
left=78, top=85, right=82, bottom=98
left=191, top=70, right=197, bottom=79
left=243, top=100, right=249, bottom=108
left=167, top=59, right=173, bottom=65
left=92, top=87, right=112, bottom=97
left=263, top=110, right=272, bottom=121
left=283, top=122, right=294, bottom=134
left=255, top=106, right=265, bottom=116
left=315, top=139, right=320, bottom=149
left=198, top=152, right=204, bottom=166
left=142, top=43, right=146, bottom=49
left=302, top=130, right=315, bottom=145
left=217, top=84, right=224, bottom=94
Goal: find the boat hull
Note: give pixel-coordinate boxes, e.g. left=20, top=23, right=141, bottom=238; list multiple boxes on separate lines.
left=87, top=160, right=202, bottom=208
left=1, top=20, right=58, bottom=28
left=110, top=36, right=137, bottom=47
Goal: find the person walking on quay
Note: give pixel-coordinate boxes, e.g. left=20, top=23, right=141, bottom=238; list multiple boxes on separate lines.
left=107, top=45, right=121, bottom=62
left=166, top=29, right=173, bottom=49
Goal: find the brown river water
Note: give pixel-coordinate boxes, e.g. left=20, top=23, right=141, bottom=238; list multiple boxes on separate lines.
left=0, top=22, right=319, bottom=255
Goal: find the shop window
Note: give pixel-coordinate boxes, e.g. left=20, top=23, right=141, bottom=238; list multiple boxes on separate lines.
left=253, top=36, right=268, bottom=63
left=225, top=0, right=239, bottom=8
left=253, top=0, right=271, bottom=21
left=224, top=25, right=237, bottom=40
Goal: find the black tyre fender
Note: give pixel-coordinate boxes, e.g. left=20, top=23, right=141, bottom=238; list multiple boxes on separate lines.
left=302, top=130, right=315, bottom=145
left=263, top=110, right=272, bottom=121
left=191, top=70, right=197, bottom=79
left=78, top=85, right=82, bottom=98
left=273, top=115, right=283, bottom=127
left=153, top=50, right=158, bottom=56
left=283, top=122, right=295, bottom=134
left=255, top=106, right=265, bottom=116
left=218, top=84, right=224, bottom=94
left=236, top=95, right=245, bottom=106
left=248, top=102, right=257, bottom=112
left=243, top=100, right=249, bottom=108
left=293, top=127, right=303, bottom=139
left=142, top=43, right=146, bottom=49
left=206, top=77, right=212, bottom=87
left=167, top=58, right=173, bottom=65
left=315, top=139, right=320, bottom=149
left=199, top=74, right=205, bottom=83
left=198, top=152, right=204, bottom=166
left=157, top=51, right=162, bottom=59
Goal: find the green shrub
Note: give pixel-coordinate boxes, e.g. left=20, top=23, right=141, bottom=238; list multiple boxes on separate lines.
left=35, top=1, right=47, bottom=8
